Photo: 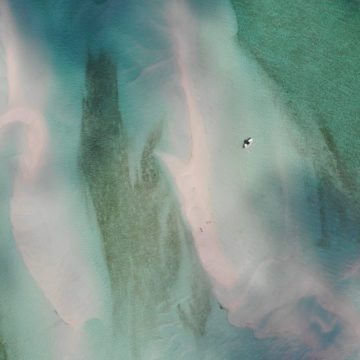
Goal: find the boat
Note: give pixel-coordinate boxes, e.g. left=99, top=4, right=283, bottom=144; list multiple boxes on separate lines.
left=243, top=137, right=253, bottom=149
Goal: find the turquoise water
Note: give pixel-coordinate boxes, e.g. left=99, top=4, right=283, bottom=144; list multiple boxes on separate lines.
left=0, top=0, right=359, bottom=359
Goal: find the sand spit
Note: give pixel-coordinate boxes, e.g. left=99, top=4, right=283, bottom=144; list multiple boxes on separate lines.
left=0, top=2, right=105, bottom=358
left=158, top=1, right=239, bottom=290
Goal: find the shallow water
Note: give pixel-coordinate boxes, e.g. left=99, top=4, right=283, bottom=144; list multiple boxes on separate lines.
left=0, top=0, right=359, bottom=359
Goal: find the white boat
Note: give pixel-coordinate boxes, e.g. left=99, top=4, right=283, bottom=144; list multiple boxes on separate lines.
left=243, top=137, right=253, bottom=149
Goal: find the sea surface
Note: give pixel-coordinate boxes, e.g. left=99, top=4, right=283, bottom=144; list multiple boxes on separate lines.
left=0, top=0, right=359, bottom=359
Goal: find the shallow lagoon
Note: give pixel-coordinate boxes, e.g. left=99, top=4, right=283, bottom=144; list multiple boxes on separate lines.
left=0, top=0, right=359, bottom=359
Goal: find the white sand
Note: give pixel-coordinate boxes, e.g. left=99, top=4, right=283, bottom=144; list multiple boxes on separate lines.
left=158, top=1, right=240, bottom=290
left=0, top=2, right=107, bottom=358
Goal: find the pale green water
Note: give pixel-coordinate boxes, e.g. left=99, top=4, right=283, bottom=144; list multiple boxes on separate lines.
left=0, top=0, right=359, bottom=359
left=231, top=0, right=360, bottom=216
